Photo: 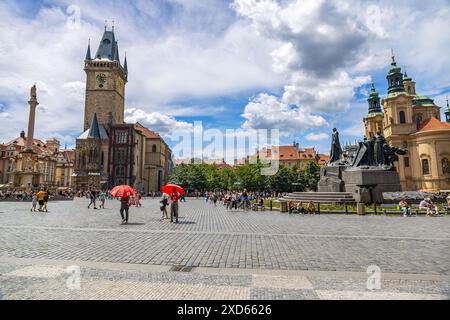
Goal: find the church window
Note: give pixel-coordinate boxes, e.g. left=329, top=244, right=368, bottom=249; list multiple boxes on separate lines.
left=101, top=152, right=104, bottom=166
left=404, top=157, right=410, bottom=168
left=415, top=114, right=423, bottom=129
left=422, top=159, right=430, bottom=175
left=399, top=111, right=406, bottom=124
left=442, top=158, right=450, bottom=174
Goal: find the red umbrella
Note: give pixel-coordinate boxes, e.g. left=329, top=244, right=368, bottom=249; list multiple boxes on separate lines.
left=110, top=185, right=135, bottom=198
left=162, top=184, right=185, bottom=196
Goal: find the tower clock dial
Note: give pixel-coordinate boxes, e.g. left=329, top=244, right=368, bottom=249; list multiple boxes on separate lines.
left=96, top=73, right=107, bottom=88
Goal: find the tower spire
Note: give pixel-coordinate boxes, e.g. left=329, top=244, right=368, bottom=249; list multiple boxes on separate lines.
left=88, top=113, right=101, bottom=139
left=104, top=20, right=107, bottom=31
left=445, top=95, right=450, bottom=123
left=85, top=39, right=92, bottom=60
left=391, top=48, right=396, bottom=65
left=124, top=51, right=128, bottom=73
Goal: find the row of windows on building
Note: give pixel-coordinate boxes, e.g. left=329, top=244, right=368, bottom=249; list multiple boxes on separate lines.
left=404, top=157, right=450, bottom=175
left=115, top=131, right=159, bottom=153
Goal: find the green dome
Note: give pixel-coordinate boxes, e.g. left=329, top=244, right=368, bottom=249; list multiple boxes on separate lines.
left=413, top=95, right=435, bottom=107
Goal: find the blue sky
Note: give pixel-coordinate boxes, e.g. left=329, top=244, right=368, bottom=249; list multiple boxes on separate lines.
left=1, top=0, right=450, bottom=158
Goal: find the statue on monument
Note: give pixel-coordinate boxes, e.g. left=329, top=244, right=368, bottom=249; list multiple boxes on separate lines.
left=329, top=128, right=343, bottom=165
left=351, top=131, right=407, bottom=169
left=30, top=84, right=37, bottom=100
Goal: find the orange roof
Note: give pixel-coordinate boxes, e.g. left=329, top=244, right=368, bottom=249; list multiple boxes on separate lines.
left=134, top=123, right=162, bottom=139
left=278, top=146, right=300, bottom=160
left=318, top=154, right=330, bottom=164
left=417, top=117, right=450, bottom=132
left=299, top=147, right=316, bottom=159
left=60, top=150, right=75, bottom=162
left=4, top=136, right=53, bottom=155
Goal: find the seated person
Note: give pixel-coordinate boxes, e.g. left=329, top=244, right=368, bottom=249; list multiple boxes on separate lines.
left=306, top=201, right=316, bottom=215
left=419, top=198, right=439, bottom=216
left=289, top=200, right=295, bottom=214
left=258, top=198, right=264, bottom=209
left=399, top=198, right=411, bottom=217
left=296, top=201, right=305, bottom=214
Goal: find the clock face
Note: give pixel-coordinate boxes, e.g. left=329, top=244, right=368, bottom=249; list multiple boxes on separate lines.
left=96, top=73, right=107, bottom=88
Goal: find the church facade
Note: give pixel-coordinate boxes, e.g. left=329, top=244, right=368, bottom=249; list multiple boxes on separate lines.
left=74, top=28, right=173, bottom=192
left=364, top=54, right=450, bottom=192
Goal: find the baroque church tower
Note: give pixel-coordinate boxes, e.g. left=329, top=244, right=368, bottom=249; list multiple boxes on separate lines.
left=83, top=26, right=128, bottom=131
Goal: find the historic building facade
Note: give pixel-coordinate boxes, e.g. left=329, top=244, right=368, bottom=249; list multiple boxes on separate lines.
left=74, top=27, right=172, bottom=192
left=364, top=54, right=450, bottom=191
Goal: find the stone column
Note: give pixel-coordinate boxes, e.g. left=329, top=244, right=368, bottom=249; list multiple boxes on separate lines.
left=26, top=85, right=39, bottom=151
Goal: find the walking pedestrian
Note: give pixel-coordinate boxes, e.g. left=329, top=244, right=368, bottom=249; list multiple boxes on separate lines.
left=160, top=193, right=169, bottom=220
left=30, top=193, right=37, bottom=212
left=43, top=192, right=49, bottom=212
left=99, top=191, right=106, bottom=209
left=36, top=188, right=45, bottom=212
left=88, top=191, right=97, bottom=209
left=120, top=193, right=131, bottom=224
left=135, top=192, right=142, bottom=207
left=170, top=187, right=180, bottom=223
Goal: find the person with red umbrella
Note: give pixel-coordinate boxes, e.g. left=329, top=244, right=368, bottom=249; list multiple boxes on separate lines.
left=162, top=184, right=184, bottom=224
left=110, top=185, right=135, bottom=225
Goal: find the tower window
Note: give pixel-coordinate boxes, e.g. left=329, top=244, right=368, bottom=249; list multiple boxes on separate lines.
left=152, top=144, right=157, bottom=153
left=399, top=111, right=406, bottom=124
left=422, top=159, right=430, bottom=175
left=116, top=131, right=128, bottom=144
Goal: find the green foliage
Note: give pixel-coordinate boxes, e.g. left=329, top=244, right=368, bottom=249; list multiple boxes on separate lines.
left=169, top=160, right=322, bottom=192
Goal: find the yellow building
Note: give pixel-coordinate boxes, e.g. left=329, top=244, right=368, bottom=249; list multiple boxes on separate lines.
left=364, top=54, right=450, bottom=191
left=55, top=149, right=75, bottom=188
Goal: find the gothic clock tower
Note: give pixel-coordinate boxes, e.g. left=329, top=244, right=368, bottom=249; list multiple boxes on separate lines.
left=83, top=27, right=128, bottom=131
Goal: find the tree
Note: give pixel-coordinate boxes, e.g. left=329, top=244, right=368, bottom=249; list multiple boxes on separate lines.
left=268, top=165, right=296, bottom=192
left=302, top=161, right=321, bottom=191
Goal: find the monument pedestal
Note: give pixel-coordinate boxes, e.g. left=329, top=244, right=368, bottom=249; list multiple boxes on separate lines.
left=342, top=168, right=401, bottom=203
left=318, top=165, right=348, bottom=193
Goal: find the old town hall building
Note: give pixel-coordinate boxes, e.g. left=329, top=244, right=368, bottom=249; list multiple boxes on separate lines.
left=364, top=53, right=450, bottom=192
left=74, top=28, right=173, bottom=192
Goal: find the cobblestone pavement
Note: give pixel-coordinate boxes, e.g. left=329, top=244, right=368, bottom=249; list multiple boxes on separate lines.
left=0, top=198, right=449, bottom=300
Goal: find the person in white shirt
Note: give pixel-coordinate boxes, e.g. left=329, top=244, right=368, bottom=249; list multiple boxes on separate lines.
left=419, top=198, right=439, bottom=216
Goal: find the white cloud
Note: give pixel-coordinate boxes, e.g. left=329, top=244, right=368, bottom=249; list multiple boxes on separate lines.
left=282, top=71, right=371, bottom=113
left=305, top=132, right=329, bottom=142
left=124, top=108, right=193, bottom=135
left=0, top=0, right=283, bottom=144
left=241, top=93, right=327, bottom=135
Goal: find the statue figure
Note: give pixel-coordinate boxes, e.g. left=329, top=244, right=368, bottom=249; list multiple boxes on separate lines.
left=443, top=158, right=450, bottom=174
left=329, top=128, right=343, bottom=164
left=30, top=84, right=37, bottom=100
left=373, top=131, right=386, bottom=166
